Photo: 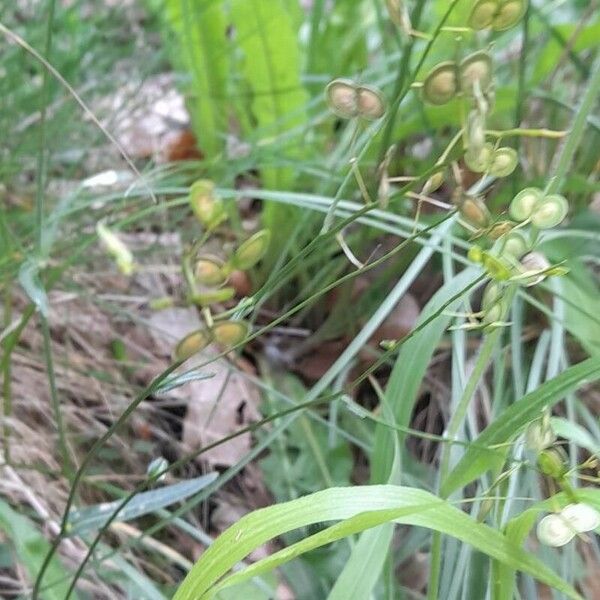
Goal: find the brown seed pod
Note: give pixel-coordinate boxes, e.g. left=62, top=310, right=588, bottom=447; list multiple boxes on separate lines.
left=459, top=196, right=491, bottom=228
left=493, top=0, right=527, bottom=31
left=356, top=86, right=386, bottom=120
left=174, top=329, right=213, bottom=361
left=326, top=79, right=359, bottom=119
left=195, top=255, right=227, bottom=286
left=422, top=170, right=445, bottom=194
left=459, top=51, right=493, bottom=97
left=212, top=320, right=250, bottom=348
left=468, top=0, right=499, bottom=29
left=487, top=220, right=515, bottom=239
left=422, top=62, right=459, bottom=105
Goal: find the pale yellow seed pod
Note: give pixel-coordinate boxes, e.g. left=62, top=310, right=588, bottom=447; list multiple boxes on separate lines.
left=422, top=170, right=445, bottom=194
left=493, top=0, right=527, bottom=31
left=212, top=320, right=250, bottom=348
left=490, top=147, right=518, bottom=177
left=459, top=51, right=493, bottom=96
left=537, top=514, right=575, bottom=547
left=174, top=329, right=213, bottom=361
left=468, top=0, right=499, bottom=29
left=189, top=180, right=226, bottom=230
left=531, top=194, right=568, bottom=229
left=191, top=287, right=236, bottom=307
left=502, top=231, right=528, bottom=258
left=561, top=503, right=600, bottom=533
left=422, top=62, right=458, bottom=105
left=386, top=0, right=412, bottom=34
left=195, top=255, right=227, bottom=286
left=488, top=220, right=515, bottom=239
left=326, top=79, right=359, bottom=119
left=356, top=86, right=386, bottom=120
left=233, top=229, right=271, bottom=271
left=96, top=222, right=135, bottom=276
left=465, top=142, right=494, bottom=173
left=509, top=187, right=543, bottom=222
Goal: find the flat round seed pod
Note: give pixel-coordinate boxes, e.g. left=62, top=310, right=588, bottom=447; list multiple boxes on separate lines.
left=465, top=142, right=494, bottom=173
left=189, top=180, right=226, bottom=229
left=537, top=514, right=575, bottom=547
left=493, top=0, right=527, bottom=31
left=490, top=147, right=518, bottom=177
left=459, top=51, right=493, bottom=96
left=233, top=229, right=271, bottom=270
left=459, top=196, right=490, bottom=228
left=561, top=503, right=600, bottom=533
left=509, top=187, right=543, bottom=221
left=195, top=255, right=227, bottom=286
left=326, top=79, right=358, bottom=119
left=502, top=231, right=528, bottom=258
left=482, top=299, right=505, bottom=324
left=531, top=194, right=568, bottom=229
left=422, top=62, right=458, bottom=105
left=466, top=109, right=486, bottom=153
left=468, top=0, right=499, bottom=29
left=192, top=287, right=236, bottom=307
left=356, top=86, right=386, bottom=120
left=174, top=329, right=213, bottom=361
left=212, top=320, right=250, bottom=348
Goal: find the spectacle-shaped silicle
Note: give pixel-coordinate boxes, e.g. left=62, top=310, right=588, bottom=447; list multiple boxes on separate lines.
left=422, top=62, right=459, bottom=105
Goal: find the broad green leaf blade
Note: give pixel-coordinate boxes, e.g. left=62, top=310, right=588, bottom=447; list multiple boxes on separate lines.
left=441, top=357, right=600, bottom=496
left=172, top=486, right=582, bottom=600
left=550, top=416, right=600, bottom=456
left=66, top=472, right=218, bottom=535
left=0, top=500, right=80, bottom=600
left=371, top=266, right=479, bottom=483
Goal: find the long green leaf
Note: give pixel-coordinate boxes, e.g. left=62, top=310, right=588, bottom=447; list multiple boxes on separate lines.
left=172, top=485, right=582, bottom=600
left=441, top=356, right=600, bottom=496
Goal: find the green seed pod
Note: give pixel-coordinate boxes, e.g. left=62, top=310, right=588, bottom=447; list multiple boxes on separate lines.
left=482, top=252, right=512, bottom=280
left=468, top=245, right=484, bottom=263
left=488, top=220, right=515, bottom=239
left=422, top=62, right=458, bottom=105
left=233, top=229, right=271, bottom=270
left=482, top=297, right=506, bottom=325
left=326, top=79, right=358, bottom=119
left=519, top=251, right=550, bottom=286
left=174, top=329, right=213, bottom=361
left=502, top=231, right=528, bottom=258
left=465, top=142, right=494, bottom=173
left=509, top=187, right=543, bottom=221
left=422, top=170, right=445, bottom=194
left=190, top=180, right=227, bottom=230
left=561, top=503, right=600, bottom=533
left=468, top=0, right=498, bottom=29
left=537, top=448, right=566, bottom=479
left=212, top=320, right=250, bottom=348
left=459, top=196, right=491, bottom=228
left=459, top=51, right=493, bottom=97
left=356, top=86, right=386, bottom=120
left=97, top=222, right=135, bottom=276
left=191, top=287, right=236, bottom=307
left=493, top=0, right=527, bottom=31
left=467, top=109, right=486, bottom=154
left=537, top=513, right=575, bottom=547
left=531, top=194, right=568, bottom=229
left=481, top=281, right=503, bottom=310
left=490, top=147, right=518, bottom=177
left=195, top=255, right=227, bottom=286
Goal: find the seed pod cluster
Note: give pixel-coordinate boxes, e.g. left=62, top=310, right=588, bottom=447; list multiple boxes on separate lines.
left=469, top=0, right=528, bottom=32
left=422, top=51, right=493, bottom=105
left=509, top=187, right=569, bottom=228
left=537, top=503, right=600, bottom=548
left=174, top=319, right=250, bottom=361
left=326, top=79, right=386, bottom=120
